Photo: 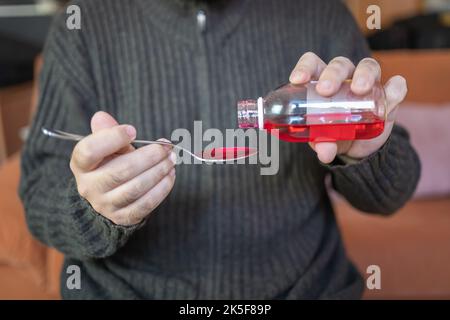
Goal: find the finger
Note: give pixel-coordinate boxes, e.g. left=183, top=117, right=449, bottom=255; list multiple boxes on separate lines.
left=91, top=111, right=134, bottom=155
left=351, top=57, right=382, bottom=95
left=95, top=141, right=173, bottom=191
left=317, top=56, right=355, bottom=96
left=115, top=173, right=176, bottom=226
left=105, top=155, right=176, bottom=208
left=311, top=142, right=338, bottom=164
left=72, top=125, right=136, bottom=172
left=383, top=75, right=407, bottom=121
left=290, top=52, right=327, bottom=84
left=158, top=138, right=174, bottom=153
left=91, top=111, right=119, bottom=132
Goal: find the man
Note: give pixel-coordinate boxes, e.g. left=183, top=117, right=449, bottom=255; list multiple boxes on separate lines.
left=20, top=0, right=420, bottom=299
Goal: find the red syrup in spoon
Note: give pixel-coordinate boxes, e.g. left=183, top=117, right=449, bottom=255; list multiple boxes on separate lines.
left=198, top=147, right=258, bottom=161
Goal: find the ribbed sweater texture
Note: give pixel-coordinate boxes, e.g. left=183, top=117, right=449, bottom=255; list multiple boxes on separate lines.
left=19, top=0, right=420, bottom=299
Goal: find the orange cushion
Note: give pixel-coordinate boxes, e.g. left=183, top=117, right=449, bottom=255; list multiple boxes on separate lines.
left=336, top=197, right=450, bottom=299
left=0, top=153, right=47, bottom=286
left=0, top=265, right=58, bottom=300
left=374, top=50, right=450, bottom=104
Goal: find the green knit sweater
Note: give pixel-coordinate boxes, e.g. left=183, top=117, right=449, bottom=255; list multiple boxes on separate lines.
left=19, top=0, right=420, bottom=299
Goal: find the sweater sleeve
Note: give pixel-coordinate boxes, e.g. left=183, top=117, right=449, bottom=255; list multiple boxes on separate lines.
left=327, top=126, right=421, bottom=215
left=19, top=12, right=141, bottom=260
left=318, top=1, right=421, bottom=214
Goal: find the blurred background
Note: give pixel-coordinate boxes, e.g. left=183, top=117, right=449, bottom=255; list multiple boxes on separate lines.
left=0, top=0, right=449, bottom=299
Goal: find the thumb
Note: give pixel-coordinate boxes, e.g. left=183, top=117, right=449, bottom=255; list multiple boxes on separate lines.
left=90, top=111, right=135, bottom=154
left=309, top=142, right=338, bottom=164
left=384, top=75, right=407, bottom=122
left=91, top=111, right=119, bottom=133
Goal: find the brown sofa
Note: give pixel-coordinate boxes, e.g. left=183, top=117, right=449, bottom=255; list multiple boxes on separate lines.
left=0, top=153, right=62, bottom=299
left=0, top=50, right=449, bottom=299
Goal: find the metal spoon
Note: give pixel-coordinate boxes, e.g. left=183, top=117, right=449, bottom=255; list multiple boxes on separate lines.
left=41, top=128, right=258, bottom=163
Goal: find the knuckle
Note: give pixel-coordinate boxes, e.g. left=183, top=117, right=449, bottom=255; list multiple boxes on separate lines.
left=108, top=173, right=124, bottom=188
left=143, top=144, right=166, bottom=163
left=108, top=167, right=132, bottom=186
left=324, top=64, right=342, bottom=75
left=74, top=143, right=95, bottom=167
left=77, top=184, right=89, bottom=198
left=165, top=158, right=175, bottom=172
left=330, top=56, right=353, bottom=72
left=128, top=210, right=144, bottom=225
left=157, top=160, right=173, bottom=179
left=98, top=176, right=114, bottom=191
left=111, top=126, right=128, bottom=141
left=69, top=158, right=78, bottom=173
left=121, top=211, right=133, bottom=226
left=132, top=179, right=147, bottom=196
left=302, top=51, right=317, bottom=60
left=90, top=200, right=106, bottom=216
left=121, top=203, right=150, bottom=225
left=76, top=177, right=90, bottom=198
left=123, top=183, right=145, bottom=205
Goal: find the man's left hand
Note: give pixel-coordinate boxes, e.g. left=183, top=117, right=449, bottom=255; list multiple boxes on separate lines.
left=289, top=52, right=408, bottom=164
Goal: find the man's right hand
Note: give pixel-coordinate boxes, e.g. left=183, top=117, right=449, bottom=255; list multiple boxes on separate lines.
left=70, top=111, right=176, bottom=226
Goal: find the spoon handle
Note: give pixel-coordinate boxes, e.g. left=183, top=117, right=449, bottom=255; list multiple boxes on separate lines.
left=41, top=128, right=244, bottom=163
left=42, top=128, right=173, bottom=146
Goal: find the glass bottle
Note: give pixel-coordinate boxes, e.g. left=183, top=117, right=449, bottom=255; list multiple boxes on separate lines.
left=237, top=80, right=386, bottom=142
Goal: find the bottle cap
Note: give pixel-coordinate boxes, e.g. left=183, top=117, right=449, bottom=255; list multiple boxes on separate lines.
left=237, top=99, right=259, bottom=128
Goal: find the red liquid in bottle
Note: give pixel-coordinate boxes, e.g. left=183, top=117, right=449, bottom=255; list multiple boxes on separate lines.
left=264, top=112, right=385, bottom=142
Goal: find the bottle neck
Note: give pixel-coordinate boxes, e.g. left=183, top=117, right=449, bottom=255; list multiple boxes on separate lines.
left=237, top=97, right=264, bottom=129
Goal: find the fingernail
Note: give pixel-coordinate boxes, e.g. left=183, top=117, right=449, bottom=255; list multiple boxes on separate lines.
left=125, top=126, right=136, bottom=139
left=318, top=80, right=332, bottom=91
left=169, top=152, right=177, bottom=165
left=169, top=168, right=176, bottom=177
left=354, top=77, right=367, bottom=89
left=158, top=138, right=173, bottom=152
left=291, top=70, right=306, bottom=83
